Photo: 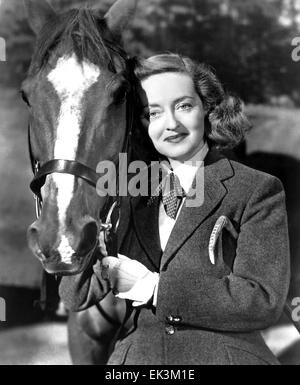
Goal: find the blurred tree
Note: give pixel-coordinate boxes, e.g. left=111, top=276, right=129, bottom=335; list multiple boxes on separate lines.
left=0, top=0, right=34, bottom=85
left=128, top=0, right=300, bottom=105
left=0, top=0, right=299, bottom=105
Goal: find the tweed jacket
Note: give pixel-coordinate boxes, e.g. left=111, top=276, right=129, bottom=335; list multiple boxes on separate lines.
left=60, top=149, right=290, bottom=365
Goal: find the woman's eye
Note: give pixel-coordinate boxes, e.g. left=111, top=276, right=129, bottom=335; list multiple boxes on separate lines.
left=148, top=110, right=162, bottom=120
left=177, top=103, right=192, bottom=111
left=142, top=109, right=161, bottom=121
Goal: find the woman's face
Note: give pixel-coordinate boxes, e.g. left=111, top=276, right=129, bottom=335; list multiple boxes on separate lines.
left=141, top=72, right=206, bottom=162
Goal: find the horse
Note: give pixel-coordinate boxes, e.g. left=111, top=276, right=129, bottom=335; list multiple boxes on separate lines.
left=23, top=0, right=141, bottom=364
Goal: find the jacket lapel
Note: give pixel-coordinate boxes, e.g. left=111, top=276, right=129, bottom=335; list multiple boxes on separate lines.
left=160, top=150, right=234, bottom=270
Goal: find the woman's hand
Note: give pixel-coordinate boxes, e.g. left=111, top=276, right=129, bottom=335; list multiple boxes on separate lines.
left=101, top=255, right=159, bottom=307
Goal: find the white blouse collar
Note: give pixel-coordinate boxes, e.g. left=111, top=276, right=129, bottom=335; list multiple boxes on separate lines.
left=166, top=142, right=209, bottom=193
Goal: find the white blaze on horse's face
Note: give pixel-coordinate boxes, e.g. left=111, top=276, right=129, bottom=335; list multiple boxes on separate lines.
left=47, top=54, right=100, bottom=263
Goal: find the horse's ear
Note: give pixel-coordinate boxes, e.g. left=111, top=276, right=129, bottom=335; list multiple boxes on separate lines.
left=23, top=0, right=56, bottom=35
left=104, top=0, right=138, bottom=37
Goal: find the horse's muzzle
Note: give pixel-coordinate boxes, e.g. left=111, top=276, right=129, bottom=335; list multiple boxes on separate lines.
left=27, top=217, right=99, bottom=275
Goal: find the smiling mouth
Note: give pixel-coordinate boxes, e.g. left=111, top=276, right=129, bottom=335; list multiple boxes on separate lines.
left=164, top=133, right=188, bottom=143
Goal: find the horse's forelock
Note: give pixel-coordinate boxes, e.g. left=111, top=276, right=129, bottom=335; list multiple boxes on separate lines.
left=29, top=7, right=127, bottom=76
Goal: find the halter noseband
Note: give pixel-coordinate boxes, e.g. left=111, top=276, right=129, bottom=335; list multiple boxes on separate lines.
left=30, top=159, right=99, bottom=196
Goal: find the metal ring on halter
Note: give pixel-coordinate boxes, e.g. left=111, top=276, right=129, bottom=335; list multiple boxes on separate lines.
left=33, top=161, right=43, bottom=219
left=34, top=194, right=43, bottom=219
left=100, top=201, right=119, bottom=243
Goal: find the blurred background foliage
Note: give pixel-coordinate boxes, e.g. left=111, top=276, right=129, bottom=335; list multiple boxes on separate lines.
left=0, top=0, right=299, bottom=105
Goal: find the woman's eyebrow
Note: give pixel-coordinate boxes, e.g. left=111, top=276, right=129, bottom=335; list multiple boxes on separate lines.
left=173, top=96, right=194, bottom=104
left=144, top=96, right=194, bottom=109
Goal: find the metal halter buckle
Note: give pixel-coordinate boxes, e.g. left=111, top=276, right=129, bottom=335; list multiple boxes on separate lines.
left=33, top=161, right=42, bottom=219
left=100, top=201, right=119, bottom=243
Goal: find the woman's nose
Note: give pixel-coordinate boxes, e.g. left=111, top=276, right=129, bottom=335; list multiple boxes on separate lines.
left=165, top=110, right=179, bottom=130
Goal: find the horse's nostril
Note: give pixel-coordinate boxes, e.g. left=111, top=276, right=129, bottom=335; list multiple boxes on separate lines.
left=79, top=220, right=98, bottom=254
left=27, top=224, right=46, bottom=262
left=27, top=224, right=39, bottom=249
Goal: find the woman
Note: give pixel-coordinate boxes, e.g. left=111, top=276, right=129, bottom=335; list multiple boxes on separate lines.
left=60, top=54, right=290, bottom=365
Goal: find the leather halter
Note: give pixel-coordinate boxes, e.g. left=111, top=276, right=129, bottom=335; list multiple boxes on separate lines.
left=30, top=159, right=99, bottom=194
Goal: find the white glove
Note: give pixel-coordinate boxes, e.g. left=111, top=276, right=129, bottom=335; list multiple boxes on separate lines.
left=101, top=254, right=159, bottom=307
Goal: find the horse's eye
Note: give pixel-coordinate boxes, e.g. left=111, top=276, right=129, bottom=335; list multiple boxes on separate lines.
left=113, top=86, right=127, bottom=104
left=113, top=81, right=130, bottom=105
left=20, top=90, right=31, bottom=107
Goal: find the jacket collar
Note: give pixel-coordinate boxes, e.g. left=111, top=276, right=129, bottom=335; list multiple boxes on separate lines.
left=160, top=149, right=234, bottom=270
left=130, top=149, right=234, bottom=271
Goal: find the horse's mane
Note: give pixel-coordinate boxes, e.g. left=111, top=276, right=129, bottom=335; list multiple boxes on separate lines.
left=29, top=7, right=127, bottom=75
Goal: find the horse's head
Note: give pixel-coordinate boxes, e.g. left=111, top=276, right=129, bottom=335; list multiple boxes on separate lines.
left=23, top=0, right=138, bottom=275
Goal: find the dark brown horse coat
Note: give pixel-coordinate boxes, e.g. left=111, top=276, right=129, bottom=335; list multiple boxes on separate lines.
left=60, top=150, right=290, bottom=365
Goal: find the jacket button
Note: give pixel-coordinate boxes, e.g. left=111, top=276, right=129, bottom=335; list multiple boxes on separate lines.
left=166, top=315, right=174, bottom=323
left=165, top=325, right=175, bottom=335
left=173, top=316, right=182, bottom=324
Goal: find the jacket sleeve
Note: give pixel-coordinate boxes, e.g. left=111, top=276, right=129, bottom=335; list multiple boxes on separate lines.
left=156, top=176, right=291, bottom=332
left=59, top=260, right=110, bottom=312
